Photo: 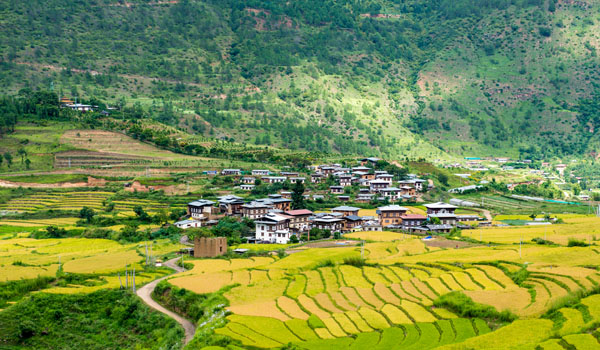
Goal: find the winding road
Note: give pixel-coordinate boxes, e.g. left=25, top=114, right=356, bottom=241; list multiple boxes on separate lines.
left=136, top=258, right=196, bottom=345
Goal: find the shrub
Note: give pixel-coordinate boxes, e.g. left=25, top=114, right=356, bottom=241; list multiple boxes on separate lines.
left=567, top=238, right=588, bottom=247
left=343, top=256, right=367, bottom=267
left=433, top=292, right=517, bottom=323
left=531, top=237, right=555, bottom=245
left=314, top=259, right=335, bottom=269
left=307, top=314, right=325, bottom=329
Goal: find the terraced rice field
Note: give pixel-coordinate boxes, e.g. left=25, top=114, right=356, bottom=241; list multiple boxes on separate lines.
left=170, top=225, right=600, bottom=350
left=0, top=237, right=181, bottom=286
left=464, top=215, right=600, bottom=246
left=0, top=190, right=171, bottom=213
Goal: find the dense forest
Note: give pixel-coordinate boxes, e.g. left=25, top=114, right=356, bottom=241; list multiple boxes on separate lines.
left=1, top=0, right=599, bottom=159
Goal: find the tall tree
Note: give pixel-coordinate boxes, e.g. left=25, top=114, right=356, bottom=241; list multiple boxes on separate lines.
left=291, top=181, right=305, bottom=209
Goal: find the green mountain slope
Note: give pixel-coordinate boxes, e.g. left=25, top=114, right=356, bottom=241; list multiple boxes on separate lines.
left=1, top=0, right=598, bottom=159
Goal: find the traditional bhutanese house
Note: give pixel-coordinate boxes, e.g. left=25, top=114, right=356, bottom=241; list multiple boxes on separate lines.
left=252, top=169, right=270, bottom=176
left=360, top=157, right=381, bottom=166
left=400, top=214, right=426, bottom=230
left=311, top=214, right=343, bottom=233
left=280, top=191, right=292, bottom=199
left=281, top=172, right=299, bottom=177
left=400, top=186, right=416, bottom=196
left=262, top=176, right=287, bottom=184
left=424, top=202, right=457, bottom=215
left=330, top=186, right=344, bottom=194
left=356, top=193, right=375, bottom=203
left=343, top=215, right=363, bottom=232
left=266, top=195, right=292, bottom=211
left=370, top=179, right=389, bottom=193
left=284, top=209, right=313, bottom=233
left=380, top=187, right=401, bottom=202
left=337, top=195, right=350, bottom=202
left=311, top=173, right=324, bottom=183
left=339, top=174, right=353, bottom=187
left=187, top=199, right=216, bottom=220
left=241, top=201, right=272, bottom=219
left=320, top=166, right=337, bottom=175
left=240, top=184, right=255, bottom=191
left=221, top=169, right=242, bottom=175
left=457, top=215, right=480, bottom=223
left=255, top=213, right=291, bottom=244
left=361, top=173, right=376, bottom=180
left=241, top=177, right=255, bottom=184
left=352, top=166, right=371, bottom=172
left=410, top=224, right=453, bottom=234
left=428, top=213, right=457, bottom=226
left=331, top=205, right=360, bottom=217
left=218, top=195, right=244, bottom=216
left=376, top=174, right=394, bottom=187
left=362, top=220, right=383, bottom=231
left=289, top=177, right=305, bottom=184
left=174, top=219, right=203, bottom=229
left=376, top=205, right=408, bottom=227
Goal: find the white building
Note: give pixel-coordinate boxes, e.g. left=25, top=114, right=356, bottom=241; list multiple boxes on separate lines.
left=255, top=213, right=291, bottom=244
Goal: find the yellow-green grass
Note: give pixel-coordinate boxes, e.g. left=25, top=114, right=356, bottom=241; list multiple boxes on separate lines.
left=43, top=272, right=165, bottom=294
left=464, top=288, right=532, bottom=316
left=331, top=313, right=360, bottom=334
left=345, top=310, right=374, bottom=332
left=277, top=296, right=309, bottom=320
left=227, top=301, right=290, bottom=321
left=464, top=268, right=503, bottom=290
left=297, top=295, right=330, bottom=320
left=321, top=317, right=347, bottom=337
left=226, top=278, right=288, bottom=307
left=285, top=319, right=318, bottom=341
left=358, top=307, right=389, bottom=329
left=558, top=308, right=585, bottom=336
left=562, top=333, right=600, bottom=349
left=355, top=287, right=385, bottom=309
left=581, top=295, right=600, bottom=322
left=381, top=304, right=412, bottom=325
left=345, top=231, right=404, bottom=242
left=169, top=271, right=233, bottom=294
left=231, top=243, right=289, bottom=252
left=437, top=319, right=554, bottom=350
left=303, top=270, right=325, bottom=296
left=318, top=267, right=340, bottom=293
left=465, top=216, right=600, bottom=246
left=364, top=242, right=399, bottom=260
left=314, top=293, right=343, bottom=313
left=338, top=265, right=372, bottom=288
left=363, top=266, right=391, bottom=284
left=286, top=274, right=307, bottom=299
left=389, top=283, right=422, bottom=303
left=269, top=247, right=359, bottom=269
left=401, top=300, right=437, bottom=323
left=373, top=283, right=400, bottom=304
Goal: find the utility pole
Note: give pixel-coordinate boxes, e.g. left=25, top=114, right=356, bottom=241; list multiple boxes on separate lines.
left=132, top=268, right=136, bottom=292
left=118, top=272, right=123, bottom=289
left=361, top=240, right=365, bottom=259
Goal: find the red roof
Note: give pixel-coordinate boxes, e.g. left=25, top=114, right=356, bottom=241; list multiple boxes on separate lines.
left=400, top=214, right=426, bottom=219
left=285, top=209, right=313, bottom=216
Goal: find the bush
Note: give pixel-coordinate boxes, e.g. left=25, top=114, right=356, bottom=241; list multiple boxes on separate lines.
left=531, top=237, right=555, bottom=245
left=567, top=238, right=588, bottom=247
left=343, top=256, right=367, bottom=267
left=307, top=314, right=325, bottom=329
left=433, top=292, right=517, bottom=323
left=539, top=26, right=552, bottom=37
left=314, top=259, right=335, bottom=269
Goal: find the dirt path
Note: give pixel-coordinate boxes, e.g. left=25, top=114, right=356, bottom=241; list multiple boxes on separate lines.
left=136, top=258, right=196, bottom=345
left=481, top=209, right=493, bottom=221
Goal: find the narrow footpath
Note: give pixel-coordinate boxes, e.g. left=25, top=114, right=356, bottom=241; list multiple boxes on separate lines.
left=136, top=257, right=196, bottom=345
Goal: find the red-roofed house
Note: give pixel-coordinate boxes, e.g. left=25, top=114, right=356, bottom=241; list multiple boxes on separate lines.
left=284, top=209, right=313, bottom=233
left=400, top=214, right=426, bottom=230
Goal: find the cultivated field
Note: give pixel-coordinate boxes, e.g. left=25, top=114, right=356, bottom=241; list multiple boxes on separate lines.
left=165, top=234, right=600, bottom=349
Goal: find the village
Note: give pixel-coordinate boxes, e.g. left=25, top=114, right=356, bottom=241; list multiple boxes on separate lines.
left=176, top=158, right=488, bottom=248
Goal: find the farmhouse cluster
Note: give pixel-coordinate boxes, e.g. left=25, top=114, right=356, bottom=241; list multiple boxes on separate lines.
left=176, top=158, right=486, bottom=244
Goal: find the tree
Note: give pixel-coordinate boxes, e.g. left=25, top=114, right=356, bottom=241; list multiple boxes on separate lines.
left=133, top=205, right=151, bottom=222
left=4, top=152, right=12, bottom=168
left=45, top=226, right=67, bottom=238
left=291, top=181, right=305, bottom=209
left=186, top=227, right=214, bottom=239
left=24, top=158, right=30, bottom=170
left=289, top=234, right=299, bottom=244
left=79, top=206, right=95, bottom=223
left=17, top=148, right=27, bottom=164
left=437, top=173, right=449, bottom=186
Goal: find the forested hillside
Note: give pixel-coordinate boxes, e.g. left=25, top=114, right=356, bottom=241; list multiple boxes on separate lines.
left=1, top=0, right=599, bottom=159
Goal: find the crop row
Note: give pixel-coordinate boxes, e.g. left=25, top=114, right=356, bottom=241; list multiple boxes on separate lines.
left=216, top=315, right=490, bottom=349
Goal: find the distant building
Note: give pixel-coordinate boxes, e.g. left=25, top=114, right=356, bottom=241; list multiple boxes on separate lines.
left=174, top=219, right=203, bottom=229
left=241, top=201, right=271, bottom=220
left=218, top=195, right=245, bottom=216
left=240, top=184, right=255, bottom=191
left=311, top=215, right=343, bottom=233
left=221, top=169, right=242, bottom=176
left=331, top=205, right=360, bottom=217
left=285, top=209, right=313, bottom=233
left=194, top=237, right=227, bottom=258
left=187, top=199, right=216, bottom=220
left=255, top=213, right=291, bottom=244
left=424, top=202, right=457, bottom=215
left=369, top=179, right=389, bottom=193
left=400, top=214, right=426, bottom=230
left=241, top=177, right=255, bottom=184
left=252, top=169, right=270, bottom=176
left=311, top=173, right=324, bottom=183
left=377, top=205, right=408, bottom=227
left=380, top=187, right=401, bottom=202
left=263, top=176, right=287, bottom=184
left=330, top=186, right=344, bottom=194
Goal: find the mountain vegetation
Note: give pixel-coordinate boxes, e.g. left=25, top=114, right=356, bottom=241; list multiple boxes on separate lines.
left=1, top=0, right=599, bottom=159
